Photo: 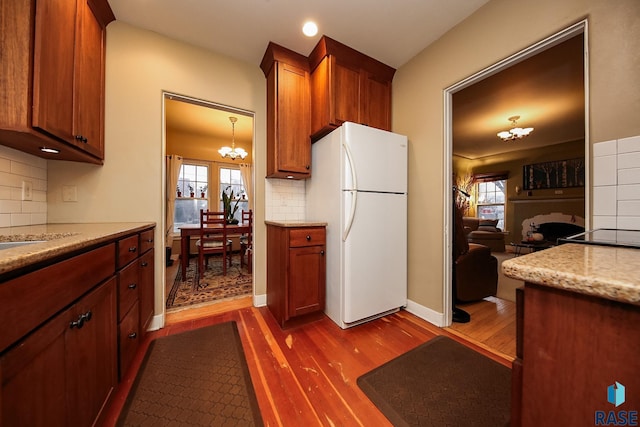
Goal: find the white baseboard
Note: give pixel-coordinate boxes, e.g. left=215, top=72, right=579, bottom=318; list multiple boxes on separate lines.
left=253, top=293, right=267, bottom=307
left=404, top=299, right=446, bottom=327
left=148, top=313, right=164, bottom=331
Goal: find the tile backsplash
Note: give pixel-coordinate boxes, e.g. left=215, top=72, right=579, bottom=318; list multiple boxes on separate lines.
left=593, top=135, right=640, bottom=230
left=265, top=178, right=306, bottom=221
left=0, top=145, right=48, bottom=227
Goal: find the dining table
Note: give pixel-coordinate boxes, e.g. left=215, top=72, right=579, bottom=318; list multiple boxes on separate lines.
left=179, top=221, right=251, bottom=280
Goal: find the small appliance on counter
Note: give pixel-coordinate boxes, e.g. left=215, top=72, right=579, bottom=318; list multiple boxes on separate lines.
left=558, top=228, right=640, bottom=249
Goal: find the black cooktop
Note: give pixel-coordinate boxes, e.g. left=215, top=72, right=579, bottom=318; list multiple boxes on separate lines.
left=558, top=229, right=640, bottom=249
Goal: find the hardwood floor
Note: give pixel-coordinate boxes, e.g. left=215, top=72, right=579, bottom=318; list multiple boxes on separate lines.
left=101, top=261, right=516, bottom=425
left=103, top=298, right=513, bottom=426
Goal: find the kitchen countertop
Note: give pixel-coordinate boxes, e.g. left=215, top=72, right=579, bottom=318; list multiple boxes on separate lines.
left=502, top=243, right=640, bottom=306
left=0, top=222, right=155, bottom=276
left=265, top=220, right=328, bottom=227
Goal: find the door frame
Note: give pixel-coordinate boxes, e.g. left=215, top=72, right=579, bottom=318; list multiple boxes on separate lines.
left=442, top=20, right=590, bottom=326
left=160, top=91, right=256, bottom=325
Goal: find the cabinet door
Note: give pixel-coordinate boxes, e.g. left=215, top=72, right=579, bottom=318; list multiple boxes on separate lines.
left=333, top=58, right=361, bottom=126
left=361, top=73, right=392, bottom=131
left=32, top=0, right=76, bottom=143
left=66, top=277, right=117, bottom=427
left=73, top=0, right=105, bottom=158
left=288, top=245, right=326, bottom=318
left=138, top=249, right=155, bottom=337
left=269, top=61, right=311, bottom=177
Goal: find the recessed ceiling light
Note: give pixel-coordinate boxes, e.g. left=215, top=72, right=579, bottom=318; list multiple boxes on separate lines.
left=302, top=21, right=318, bottom=37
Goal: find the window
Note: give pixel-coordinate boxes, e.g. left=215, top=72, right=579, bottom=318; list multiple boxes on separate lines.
left=174, top=162, right=209, bottom=232
left=476, top=179, right=506, bottom=230
left=219, top=166, right=248, bottom=221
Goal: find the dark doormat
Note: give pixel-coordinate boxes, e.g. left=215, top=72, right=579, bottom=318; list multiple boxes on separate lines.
left=357, top=335, right=511, bottom=427
left=117, top=321, right=263, bottom=426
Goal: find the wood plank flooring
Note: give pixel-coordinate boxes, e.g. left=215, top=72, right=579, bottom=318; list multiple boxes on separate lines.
left=101, top=261, right=516, bottom=425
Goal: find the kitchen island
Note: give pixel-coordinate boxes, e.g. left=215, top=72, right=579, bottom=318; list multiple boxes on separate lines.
left=502, top=243, right=640, bottom=427
left=0, top=222, right=155, bottom=426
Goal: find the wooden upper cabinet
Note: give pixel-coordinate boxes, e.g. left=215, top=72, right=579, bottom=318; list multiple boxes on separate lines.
left=261, top=43, right=312, bottom=179
left=0, top=0, right=114, bottom=163
left=309, top=36, right=395, bottom=140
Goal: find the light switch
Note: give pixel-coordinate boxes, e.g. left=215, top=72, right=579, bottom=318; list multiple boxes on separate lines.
left=21, top=181, right=33, bottom=201
left=62, top=185, right=78, bottom=202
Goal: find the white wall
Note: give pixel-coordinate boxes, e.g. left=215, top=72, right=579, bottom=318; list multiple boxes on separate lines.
left=0, top=146, right=47, bottom=227
left=593, top=135, right=640, bottom=230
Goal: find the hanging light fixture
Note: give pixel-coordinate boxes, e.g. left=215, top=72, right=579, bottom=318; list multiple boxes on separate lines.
left=218, top=116, right=247, bottom=160
left=497, top=115, right=534, bottom=141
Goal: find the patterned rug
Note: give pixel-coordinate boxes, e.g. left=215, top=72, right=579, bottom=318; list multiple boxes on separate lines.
left=166, top=255, right=252, bottom=310
left=117, top=321, right=264, bottom=426
left=357, top=335, right=511, bottom=426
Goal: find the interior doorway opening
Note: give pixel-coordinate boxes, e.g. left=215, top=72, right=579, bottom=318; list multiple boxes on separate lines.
left=443, top=20, right=590, bottom=327
left=161, top=92, right=255, bottom=321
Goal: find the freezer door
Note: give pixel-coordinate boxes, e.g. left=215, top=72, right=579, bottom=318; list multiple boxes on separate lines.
left=342, top=191, right=407, bottom=324
left=342, top=122, right=407, bottom=194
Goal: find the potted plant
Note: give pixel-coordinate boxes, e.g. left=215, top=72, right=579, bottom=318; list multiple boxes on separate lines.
left=222, top=185, right=240, bottom=224
left=199, top=185, right=207, bottom=198
left=176, top=185, right=182, bottom=198
left=188, top=184, right=194, bottom=198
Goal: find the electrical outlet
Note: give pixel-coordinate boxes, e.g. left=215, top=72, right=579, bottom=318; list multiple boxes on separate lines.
left=21, top=181, right=33, bottom=201
left=62, top=185, right=78, bottom=202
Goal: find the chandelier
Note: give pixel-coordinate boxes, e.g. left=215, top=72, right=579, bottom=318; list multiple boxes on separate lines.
left=218, top=116, right=247, bottom=160
left=497, top=115, right=534, bottom=141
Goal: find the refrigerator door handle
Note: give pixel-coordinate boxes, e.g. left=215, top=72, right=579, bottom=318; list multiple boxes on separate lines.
left=343, top=142, right=357, bottom=190
left=343, top=190, right=357, bottom=242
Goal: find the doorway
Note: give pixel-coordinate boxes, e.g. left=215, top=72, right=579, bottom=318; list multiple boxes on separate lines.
left=162, top=92, right=255, bottom=320
left=443, top=21, right=590, bottom=327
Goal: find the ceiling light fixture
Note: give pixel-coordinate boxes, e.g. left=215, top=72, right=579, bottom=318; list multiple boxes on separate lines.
left=302, top=21, right=318, bottom=37
left=497, top=115, right=534, bottom=141
left=40, top=147, right=60, bottom=154
left=218, top=116, right=247, bottom=161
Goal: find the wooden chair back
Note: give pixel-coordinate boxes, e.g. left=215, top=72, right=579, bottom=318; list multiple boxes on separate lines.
left=198, top=210, right=229, bottom=276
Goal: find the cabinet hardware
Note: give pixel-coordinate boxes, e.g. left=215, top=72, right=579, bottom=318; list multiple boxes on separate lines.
left=146, top=238, right=153, bottom=243
left=128, top=283, right=137, bottom=289
left=69, top=310, right=92, bottom=329
left=74, top=135, right=88, bottom=143
left=141, top=261, right=148, bottom=267
left=128, top=332, right=137, bottom=339
left=128, top=246, right=137, bottom=253
left=321, top=250, right=325, bottom=256
left=306, top=235, right=311, bottom=241
left=306, top=165, right=310, bottom=170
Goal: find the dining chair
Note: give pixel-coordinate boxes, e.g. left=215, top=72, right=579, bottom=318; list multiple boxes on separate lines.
left=240, top=209, right=253, bottom=273
left=195, top=210, right=232, bottom=286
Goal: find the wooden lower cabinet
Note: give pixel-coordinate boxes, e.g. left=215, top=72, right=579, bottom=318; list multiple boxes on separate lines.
left=267, top=224, right=326, bottom=327
left=1, top=277, right=117, bottom=427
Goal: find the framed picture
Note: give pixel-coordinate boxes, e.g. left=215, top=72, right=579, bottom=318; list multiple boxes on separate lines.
left=523, top=158, right=585, bottom=190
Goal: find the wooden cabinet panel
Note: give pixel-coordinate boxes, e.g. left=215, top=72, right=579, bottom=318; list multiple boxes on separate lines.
left=117, top=260, right=139, bottom=321
left=118, top=301, right=140, bottom=380
left=1, top=278, right=117, bottom=427
left=138, top=249, right=155, bottom=337
left=139, top=228, right=155, bottom=253
left=261, top=42, right=311, bottom=179
left=361, top=73, right=392, bottom=131
left=117, top=234, right=139, bottom=268
left=333, top=59, right=361, bottom=126
left=267, top=224, right=326, bottom=328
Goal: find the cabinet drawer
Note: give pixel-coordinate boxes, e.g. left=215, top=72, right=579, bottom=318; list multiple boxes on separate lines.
left=289, top=228, right=326, bottom=247
left=139, top=229, right=154, bottom=253
left=117, top=235, right=139, bottom=268
left=118, top=261, right=139, bottom=321
left=118, top=301, right=139, bottom=380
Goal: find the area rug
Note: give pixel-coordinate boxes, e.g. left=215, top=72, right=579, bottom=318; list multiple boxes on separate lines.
left=117, top=321, right=264, bottom=426
left=166, top=255, right=252, bottom=309
left=357, top=335, right=511, bottom=427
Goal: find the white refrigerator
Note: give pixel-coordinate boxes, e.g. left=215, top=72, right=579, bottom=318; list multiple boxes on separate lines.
left=306, top=122, right=408, bottom=329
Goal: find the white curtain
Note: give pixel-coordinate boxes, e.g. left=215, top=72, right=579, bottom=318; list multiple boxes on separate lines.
left=166, top=155, right=183, bottom=241
left=239, top=163, right=253, bottom=211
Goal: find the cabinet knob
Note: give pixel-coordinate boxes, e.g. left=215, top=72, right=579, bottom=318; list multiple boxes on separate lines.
left=141, top=261, right=148, bottom=267
left=306, top=235, right=311, bottom=241
left=74, top=135, right=88, bottom=143
left=305, top=165, right=310, bottom=170
left=320, top=250, right=325, bottom=256
left=128, top=332, right=137, bottom=339
left=128, top=283, right=137, bottom=289
left=128, top=246, right=137, bottom=253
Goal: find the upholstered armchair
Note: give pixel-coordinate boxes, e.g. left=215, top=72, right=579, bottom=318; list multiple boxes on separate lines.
left=463, top=217, right=506, bottom=253
left=454, top=209, right=499, bottom=303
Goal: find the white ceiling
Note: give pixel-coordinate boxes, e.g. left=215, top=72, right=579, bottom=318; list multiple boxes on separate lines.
left=107, top=0, right=490, bottom=69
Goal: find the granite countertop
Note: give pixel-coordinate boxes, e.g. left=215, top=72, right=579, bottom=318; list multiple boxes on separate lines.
left=265, top=220, right=328, bottom=227
left=502, top=243, right=640, bottom=306
left=0, top=222, right=155, bottom=276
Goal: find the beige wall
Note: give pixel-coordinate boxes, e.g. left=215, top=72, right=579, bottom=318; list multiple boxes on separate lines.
left=393, top=0, right=640, bottom=315
left=47, top=22, right=267, bottom=320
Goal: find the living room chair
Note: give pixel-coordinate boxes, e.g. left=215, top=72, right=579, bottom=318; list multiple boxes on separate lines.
left=240, top=209, right=253, bottom=273
left=196, top=210, right=232, bottom=285
left=454, top=204, right=499, bottom=303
